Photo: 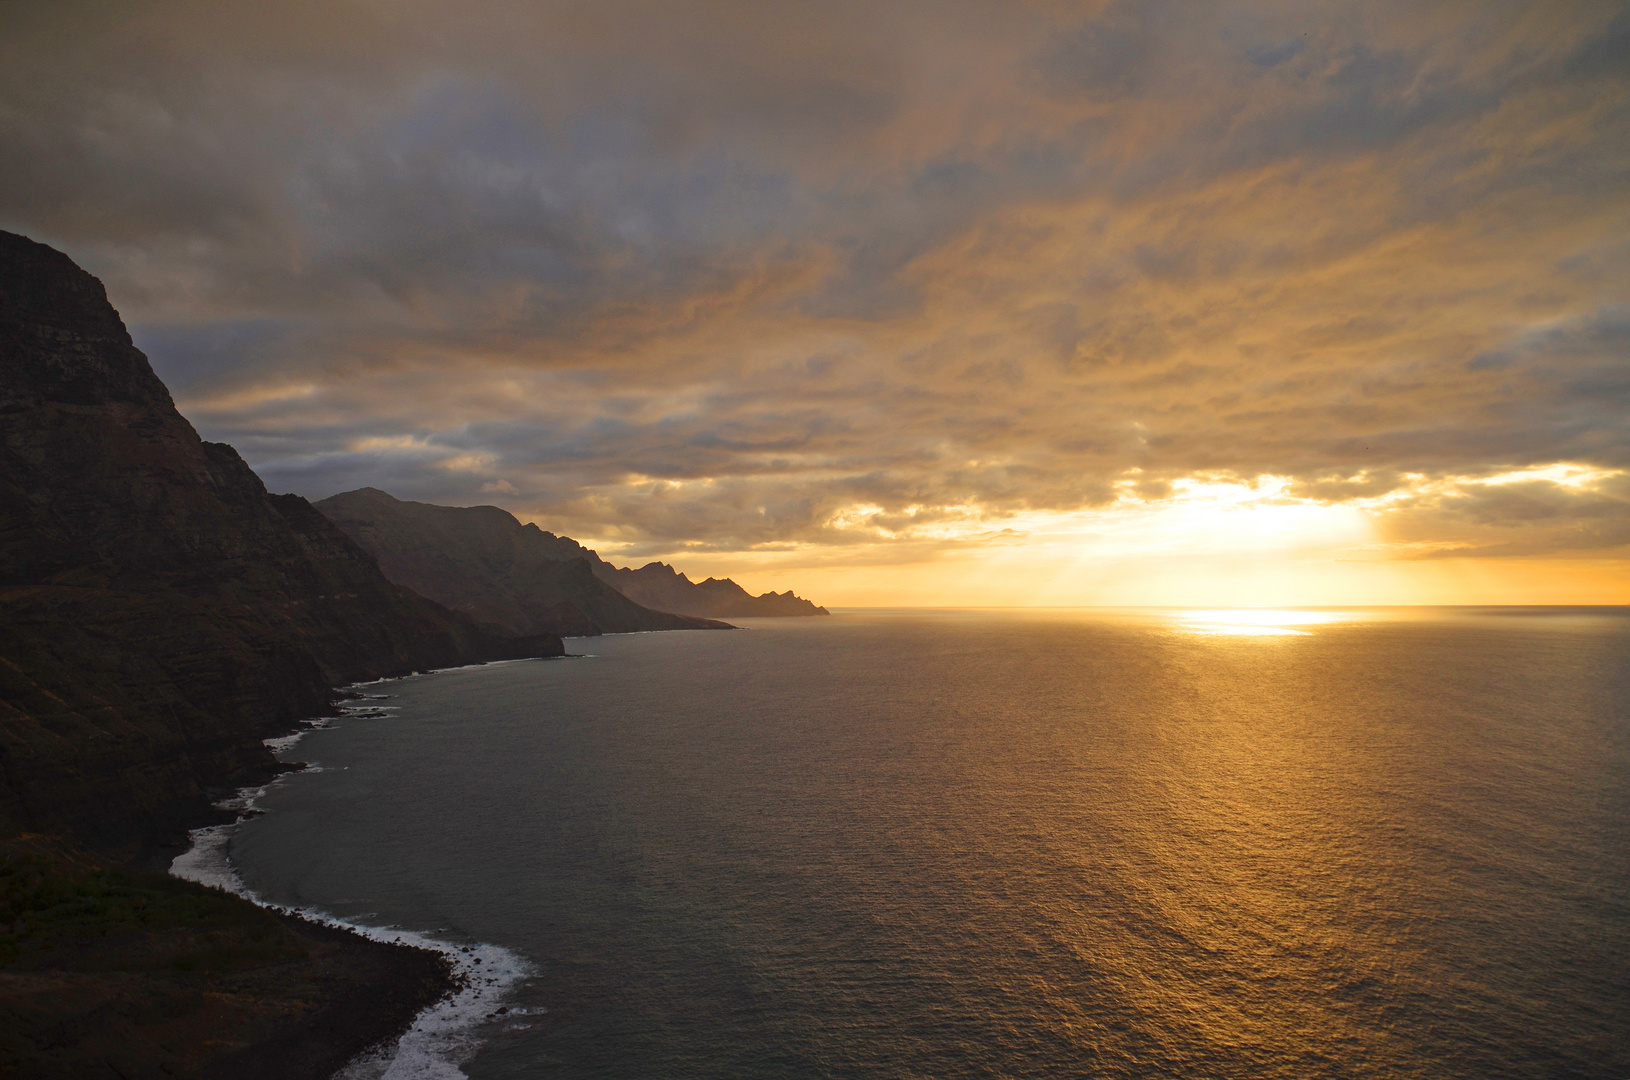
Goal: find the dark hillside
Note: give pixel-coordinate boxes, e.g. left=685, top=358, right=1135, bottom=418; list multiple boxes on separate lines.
left=317, top=486, right=826, bottom=626
left=315, top=487, right=733, bottom=636
left=0, top=230, right=560, bottom=850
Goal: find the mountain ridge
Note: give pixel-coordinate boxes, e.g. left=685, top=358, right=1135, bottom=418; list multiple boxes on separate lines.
left=599, top=560, right=830, bottom=619
left=315, top=486, right=829, bottom=624
left=313, top=487, right=735, bottom=637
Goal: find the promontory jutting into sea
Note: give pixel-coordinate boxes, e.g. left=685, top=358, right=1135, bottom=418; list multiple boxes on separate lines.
left=2, top=3, right=1628, bottom=1077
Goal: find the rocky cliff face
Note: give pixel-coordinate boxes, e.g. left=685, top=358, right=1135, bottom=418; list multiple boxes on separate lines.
left=314, top=488, right=732, bottom=636
left=0, top=232, right=561, bottom=848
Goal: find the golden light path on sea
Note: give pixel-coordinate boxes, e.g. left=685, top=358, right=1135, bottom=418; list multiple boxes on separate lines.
left=1170, top=609, right=1362, bottom=637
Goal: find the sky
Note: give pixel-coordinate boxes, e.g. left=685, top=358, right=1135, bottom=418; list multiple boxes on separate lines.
left=3, top=0, right=1627, bottom=605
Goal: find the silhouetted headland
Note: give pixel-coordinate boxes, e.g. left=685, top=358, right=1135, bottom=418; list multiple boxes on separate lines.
left=314, top=487, right=736, bottom=636
left=317, top=487, right=827, bottom=622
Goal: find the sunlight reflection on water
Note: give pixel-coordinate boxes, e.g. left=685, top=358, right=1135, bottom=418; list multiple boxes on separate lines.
left=229, top=608, right=1630, bottom=1079
left=1171, top=609, right=1362, bottom=636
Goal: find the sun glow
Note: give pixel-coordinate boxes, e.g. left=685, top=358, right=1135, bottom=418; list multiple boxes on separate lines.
left=1171, top=609, right=1363, bottom=636
left=808, top=474, right=1379, bottom=558
left=567, top=466, right=1630, bottom=608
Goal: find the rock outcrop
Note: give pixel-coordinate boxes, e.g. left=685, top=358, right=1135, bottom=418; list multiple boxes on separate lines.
left=314, top=488, right=733, bottom=636
left=598, top=560, right=830, bottom=618
left=0, top=231, right=562, bottom=849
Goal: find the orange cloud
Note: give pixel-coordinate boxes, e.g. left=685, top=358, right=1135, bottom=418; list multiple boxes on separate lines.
left=3, top=1, right=1626, bottom=602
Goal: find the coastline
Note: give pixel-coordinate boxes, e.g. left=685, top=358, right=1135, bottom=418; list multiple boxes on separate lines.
left=0, top=235, right=571, bottom=1079
left=0, top=673, right=558, bottom=1080
left=167, top=669, right=538, bottom=1079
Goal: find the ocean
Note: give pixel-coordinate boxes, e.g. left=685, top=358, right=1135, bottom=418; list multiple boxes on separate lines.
left=202, top=608, right=1629, bottom=1078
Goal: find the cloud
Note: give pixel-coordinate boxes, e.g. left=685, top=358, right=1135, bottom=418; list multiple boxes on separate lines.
left=1, top=0, right=1626, bottom=569
left=1377, top=469, right=1630, bottom=558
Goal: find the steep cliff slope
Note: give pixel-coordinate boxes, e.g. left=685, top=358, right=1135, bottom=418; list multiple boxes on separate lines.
left=314, top=488, right=732, bottom=636
left=0, top=231, right=561, bottom=848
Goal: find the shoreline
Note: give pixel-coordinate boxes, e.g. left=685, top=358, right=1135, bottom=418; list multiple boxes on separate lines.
left=1, top=670, right=548, bottom=1079
left=167, top=669, right=535, bottom=1079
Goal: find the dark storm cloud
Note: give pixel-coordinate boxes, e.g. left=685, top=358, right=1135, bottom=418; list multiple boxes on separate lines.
left=1, top=0, right=1626, bottom=555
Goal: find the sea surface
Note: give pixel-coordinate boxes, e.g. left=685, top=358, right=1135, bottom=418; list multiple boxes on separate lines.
left=223, top=608, right=1630, bottom=1079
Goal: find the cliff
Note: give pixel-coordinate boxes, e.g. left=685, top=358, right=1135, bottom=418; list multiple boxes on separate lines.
left=0, top=230, right=562, bottom=850
left=314, top=487, right=734, bottom=636
left=317, top=488, right=827, bottom=622
left=599, top=561, right=829, bottom=618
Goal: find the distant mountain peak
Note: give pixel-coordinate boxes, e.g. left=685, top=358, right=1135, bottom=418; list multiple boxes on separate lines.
left=599, top=557, right=827, bottom=618
left=314, top=488, right=729, bottom=636
left=313, top=489, right=829, bottom=621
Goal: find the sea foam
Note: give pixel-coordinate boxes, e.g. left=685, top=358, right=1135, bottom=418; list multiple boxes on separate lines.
left=169, top=696, right=527, bottom=1080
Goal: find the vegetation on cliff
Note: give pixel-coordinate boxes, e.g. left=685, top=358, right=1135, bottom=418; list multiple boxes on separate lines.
left=0, top=837, right=453, bottom=1079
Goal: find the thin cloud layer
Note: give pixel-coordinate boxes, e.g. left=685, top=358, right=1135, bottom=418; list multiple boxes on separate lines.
left=2, top=0, right=1626, bottom=586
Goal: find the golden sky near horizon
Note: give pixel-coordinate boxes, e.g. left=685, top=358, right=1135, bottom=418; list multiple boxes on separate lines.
left=2, top=1, right=1627, bottom=604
